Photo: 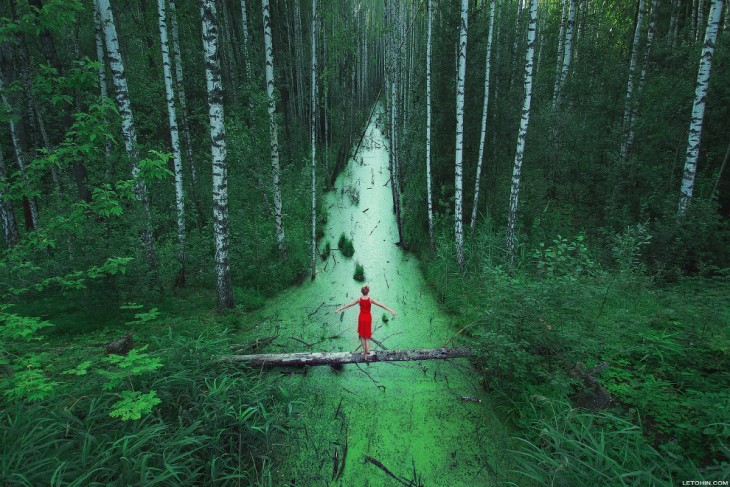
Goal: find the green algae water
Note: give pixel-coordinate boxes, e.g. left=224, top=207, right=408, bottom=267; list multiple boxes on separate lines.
left=240, top=104, right=509, bottom=486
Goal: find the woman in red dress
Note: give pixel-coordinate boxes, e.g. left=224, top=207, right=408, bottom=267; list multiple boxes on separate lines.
left=335, top=285, right=397, bottom=356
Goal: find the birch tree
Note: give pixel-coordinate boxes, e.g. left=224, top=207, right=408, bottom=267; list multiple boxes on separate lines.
left=157, top=0, right=186, bottom=286
left=425, top=0, right=435, bottom=252
left=310, top=0, right=317, bottom=279
left=262, top=0, right=287, bottom=258
left=0, top=148, right=19, bottom=248
left=678, top=0, right=724, bottom=217
left=454, top=0, right=468, bottom=271
left=506, top=0, right=538, bottom=264
left=201, top=0, right=234, bottom=310
left=552, top=0, right=567, bottom=109
left=554, top=0, right=575, bottom=108
left=0, top=76, right=38, bottom=230
left=96, top=0, right=157, bottom=270
left=620, top=0, right=646, bottom=164
left=470, top=0, right=496, bottom=234
left=240, top=0, right=252, bottom=79
left=92, top=0, right=111, bottom=161
left=168, top=0, right=204, bottom=225
left=624, top=0, right=658, bottom=163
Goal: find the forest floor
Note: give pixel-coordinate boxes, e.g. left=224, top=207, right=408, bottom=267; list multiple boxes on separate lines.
left=232, top=103, right=511, bottom=486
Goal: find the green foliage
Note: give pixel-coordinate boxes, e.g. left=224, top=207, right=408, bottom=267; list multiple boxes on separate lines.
left=0, top=333, right=292, bottom=485
left=532, top=232, right=599, bottom=279
left=338, top=233, right=355, bottom=257
left=320, top=240, right=331, bottom=260
left=611, top=223, right=653, bottom=273
left=353, top=262, right=365, bottom=282
left=108, top=390, right=161, bottom=421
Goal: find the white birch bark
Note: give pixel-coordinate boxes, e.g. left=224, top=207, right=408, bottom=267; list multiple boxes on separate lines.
left=201, top=0, right=234, bottom=309
left=506, top=0, right=537, bottom=263
left=293, top=0, right=305, bottom=119
left=470, top=0, right=496, bottom=233
left=426, top=0, right=435, bottom=252
left=97, top=0, right=156, bottom=269
left=624, top=0, right=658, bottom=163
left=454, top=0, right=468, bottom=271
left=262, top=0, right=287, bottom=258
left=620, top=0, right=645, bottom=164
left=168, top=0, right=203, bottom=224
left=157, top=0, right=186, bottom=285
left=0, top=148, right=19, bottom=247
left=678, top=0, right=724, bottom=217
left=554, top=0, right=576, bottom=108
left=310, top=0, right=317, bottom=279
left=0, top=76, right=38, bottom=229
left=240, top=0, right=252, bottom=79
left=93, top=0, right=111, bottom=161
left=693, top=0, right=699, bottom=40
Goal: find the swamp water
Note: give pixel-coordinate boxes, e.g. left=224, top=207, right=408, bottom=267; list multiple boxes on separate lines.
left=239, top=104, right=509, bottom=486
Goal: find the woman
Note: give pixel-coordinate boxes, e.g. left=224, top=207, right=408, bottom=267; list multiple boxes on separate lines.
left=335, top=285, right=397, bottom=356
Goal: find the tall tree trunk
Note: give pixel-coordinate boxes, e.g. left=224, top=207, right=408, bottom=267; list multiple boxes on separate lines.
left=93, top=0, right=113, bottom=164
left=552, top=0, right=568, bottom=109
left=293, top=0, right=305, bottom=120
left=201, top=0, right=235, bottom=310
left=470, top=0, right=496, bottom=234
left=0, top=75, right=38, bottom=230
left=506, top=0, right=538, bottom=264
left=310, top=0, right=317, bottom=279
left=0, top=149, right=19, bottom=248
left=97, top=0, right=157, bottom=271
left=240, top=0, right=252, bottom=79
left=168, top=0, right=205, bottom=226
left=620, top=0, right=646, bottom=164
left=678, top=0, right=724, bottom=217
left=262, top=0, right=287, bottom=258
left=624, top=0, right=659, bottom=163
left=554, top=0, right=576, bottom=108
left=157, top=0, right=186, bottom=287
left=697, top=0, right=707, bottom=40
left=454, top=0, right=468, bottom=271
left=426, top=0, right=435, bottom=252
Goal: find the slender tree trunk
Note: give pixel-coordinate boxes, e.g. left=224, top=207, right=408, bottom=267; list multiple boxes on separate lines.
left=426, top=0, right=435, bottom=252
left=624, top=0, right=658, bottom=163
left=97, top=0, right=157, bottom=270
left=470, top=0, right=496, bottom=234
left=0, top=149, right=19, bottom=247
left=554, top=0, right=576, bottom=108
left=168, top=0, right=205, bottom=227
left=552, top=0, right=568, bottom=109
left=454, top=0, right=468, bottom=271
left=506, top=0, right=538, bottom=264
left=620, top=0, right=646, bottom=164
left=262, top=0, right=287, bottom=258
left=0, top=76, right=38, bottom=230
left=157, top=0, right=186, bottom=287
left=293, top=0, right=305, bottom=120
left=697, top=0, right=707, bottom=40
left=201, top=0, right=234, bottom=310
left=310, top=0, right=318, bottom=279
left=93, top=0, right=112, bottom=163
left=678, top=0, right=724, bottom=217
left=240, top=0, right=252, bottom=79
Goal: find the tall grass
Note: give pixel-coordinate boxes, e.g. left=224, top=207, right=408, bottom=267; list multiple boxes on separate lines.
left=1, top=332, right=292, bottom=486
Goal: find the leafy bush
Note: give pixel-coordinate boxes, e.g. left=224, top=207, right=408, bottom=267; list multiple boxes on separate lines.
left=353, top=262, right=365, bottom=282
left=338, top=233, right=355, bottom=258
left=532, top=232, right=599, bottom=279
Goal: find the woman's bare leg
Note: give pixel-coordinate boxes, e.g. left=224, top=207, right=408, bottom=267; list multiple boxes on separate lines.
left=364, top=338, right=371, bottom=354
left=359, top=337, right=366, bottom=353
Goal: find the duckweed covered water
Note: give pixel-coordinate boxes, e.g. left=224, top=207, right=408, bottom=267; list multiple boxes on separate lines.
left=239, top=104, right=509, bottom=486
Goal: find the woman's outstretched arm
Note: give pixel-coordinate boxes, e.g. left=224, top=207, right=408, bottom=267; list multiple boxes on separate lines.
left=371, top=298, right=397, bottom=316
left=334, top=299, right=359, bottom=313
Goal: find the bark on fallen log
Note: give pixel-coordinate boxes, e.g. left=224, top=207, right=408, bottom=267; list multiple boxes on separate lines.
left=221, top=347, right=473, bottom=367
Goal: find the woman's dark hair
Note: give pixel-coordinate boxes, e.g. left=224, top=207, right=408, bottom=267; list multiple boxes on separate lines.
left=361, top=285, right=370, bottom=295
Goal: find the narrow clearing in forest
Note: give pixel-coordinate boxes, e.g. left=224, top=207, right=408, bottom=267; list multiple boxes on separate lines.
left=238, top=103, right=508, bottom=486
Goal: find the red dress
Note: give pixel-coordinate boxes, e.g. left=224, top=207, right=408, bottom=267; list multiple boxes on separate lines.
left=358, top=297, right=372, bottom=338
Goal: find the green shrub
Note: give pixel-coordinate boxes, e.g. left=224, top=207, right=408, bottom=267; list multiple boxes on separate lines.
left=338, top=233, right=355, bottom=258
left=353, top=263, right=365, bottom=282
left=320, top=240, right=331, bottom=260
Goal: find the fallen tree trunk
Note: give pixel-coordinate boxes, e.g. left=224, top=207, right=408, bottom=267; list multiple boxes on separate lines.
left=221, top=347, right=473, bottom=367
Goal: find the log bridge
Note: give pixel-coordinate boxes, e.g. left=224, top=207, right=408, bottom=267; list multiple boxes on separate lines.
left=221, top=347, right=473, bottom=367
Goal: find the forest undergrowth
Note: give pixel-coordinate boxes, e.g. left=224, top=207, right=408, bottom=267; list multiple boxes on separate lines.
left=422, top=219, right=730, bottom=485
